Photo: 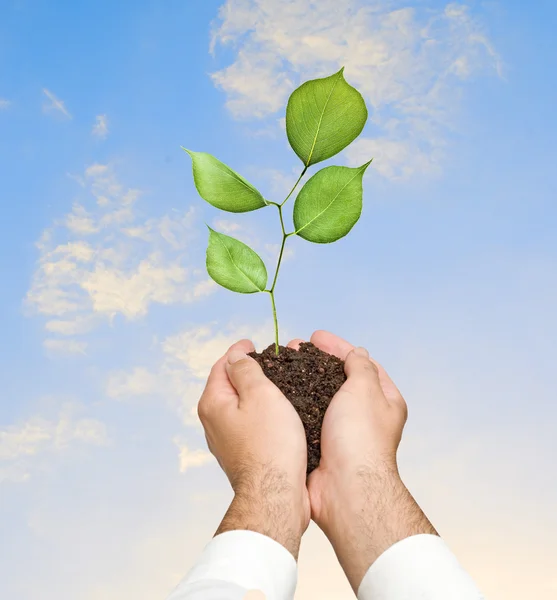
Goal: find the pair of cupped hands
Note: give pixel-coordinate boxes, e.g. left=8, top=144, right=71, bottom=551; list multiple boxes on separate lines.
left=198, top=330, right=416, bottom=591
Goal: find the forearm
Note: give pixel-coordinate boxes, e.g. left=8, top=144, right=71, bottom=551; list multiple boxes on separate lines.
left=166, top=470, right=305, bottom=600
left=216, top=468, right=307, bottom=559
left=321, top=464, right=437, bottom=591
left=320, top=464, right=484, bottom=599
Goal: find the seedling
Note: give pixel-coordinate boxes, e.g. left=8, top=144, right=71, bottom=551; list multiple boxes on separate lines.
left=184, top=68, right=370, bottom=355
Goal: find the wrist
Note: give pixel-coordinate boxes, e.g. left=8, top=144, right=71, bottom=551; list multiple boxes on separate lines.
left=216, top=470, right=309, bottom=559
left=318, top=465, right=437, bottom=591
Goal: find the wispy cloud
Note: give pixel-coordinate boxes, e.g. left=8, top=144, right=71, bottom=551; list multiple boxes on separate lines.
left=92, top=114, right=109, bottom=139
left=211, top=215, right=291, bottom=264
left=44, top=338, right=88, bottom=356
left=174, top=438, right=214, bottom=472
left=0, top=406, right=108, bottom=484
left=106, top=320, right=278, bottom=470
left=26, top=164, right=214, bottom=351
left=211, top=218, right=242, bottom=235
left=106, top=320, right=277, bottom=426
left=42, top=88, right=72, bottom=119
left=0, top=98, right=11, bottom=110
left=210, top=0, right=503, bottom=179
left=106, top=367, right=161, bottom=401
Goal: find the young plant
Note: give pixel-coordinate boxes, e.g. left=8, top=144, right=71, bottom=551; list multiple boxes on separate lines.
left=184, top=68, right=370, bottom=355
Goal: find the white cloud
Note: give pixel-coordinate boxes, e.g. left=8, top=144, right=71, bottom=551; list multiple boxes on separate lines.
left=346, top=138, right=442, bottom=180
left=26, top=164, right=215, bottom=346
left=212, top=218, right=241, bottom=234
left=0, top=422, right=51, bottom=461
left=107, top=367, right=160, bottom=400
left=42, top=88, right=72, bottom=119
left=106, top=320, right=277, bottom=428
left=81, top=255, right=190, bottom=319
left=44, top=339, right=88, bottom=356
left=264, top=242, right=294, bottom=261
left=210, top=0, right=502, bottom=179
left=210, top=215, right=292, bottom=264
left=212, top=50, right=294, bottom=118
left=104, top=321, right=277, bottom=476
left=0, top=408, right=108, bottom=484
left=174, top=438, right=214, bottom=472
left=92, top=114, right=109, bottom=139
left=267, top=167, right=300, bottom=197
left=45, top=315, right=95, bottom=336
left=65, top=204, right=100, bottom=235
left=85, top=163, right=109, bottom=177
left=55, top=414, right=108, bottom=449
left=0, top=98, right=11, bottom=110
left=162, top=321, right=274, bottom=379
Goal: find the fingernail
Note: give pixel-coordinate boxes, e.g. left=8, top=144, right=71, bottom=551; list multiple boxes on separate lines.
left=354, top=346, right=369, bottom=358
left=227, top=350, right=249, bottom=364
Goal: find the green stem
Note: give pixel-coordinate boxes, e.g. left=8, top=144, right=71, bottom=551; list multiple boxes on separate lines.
left=266, top=167, right=307, bottom=355
left=267, top=290, right=279, bottom=353
left=270, top=205, right=288, bottom=292
left=280, top=166, right=307, bottom=206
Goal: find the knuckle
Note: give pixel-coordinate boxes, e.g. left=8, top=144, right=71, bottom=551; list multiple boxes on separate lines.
left=197, top=393, right=214, bottom=421
left=351, top=351, right=375, bottom=369
left=232, top=360, right=254, bottom=377
left=364, top=359, right=379, bottom=375
left=197, top=400, right=209, bottom=421
left=228, top=359, right=260, bottom=384
left=356, top=358, right=379, bottom=380
left=395, top=397, right=408, bottom=421
left=243, top=379, right=267, bottom=398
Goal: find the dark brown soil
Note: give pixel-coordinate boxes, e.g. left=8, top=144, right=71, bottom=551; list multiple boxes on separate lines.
left=248, top=342, right=346, bottom=474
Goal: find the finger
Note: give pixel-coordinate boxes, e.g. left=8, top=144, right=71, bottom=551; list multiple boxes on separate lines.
left=310, top=330, right=355, bottom=361
left=198, top=355, right=238, bottom=420
left=312, top=331, right=404, bottom=409
left=205, top=354, right=234, bottom=393
left=287, top=338, right=304, bottom=350
left=204, top=345, right=252, bottom=397
left=342, top=347, right=386, bottom=402
left=228, top=338, right=256, bottom=354
left=225, top=348, right=272, bottom=404
left=212, top=338, right=256, bottom=393
left=201, top=340, right=257, bottom=410
left=366, top=357, right=406, bottom=411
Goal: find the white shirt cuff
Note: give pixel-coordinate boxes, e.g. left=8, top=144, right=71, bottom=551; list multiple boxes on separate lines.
left=358, top=534, right=485, bottom=600
left=167, top=530, right=297, bottom=600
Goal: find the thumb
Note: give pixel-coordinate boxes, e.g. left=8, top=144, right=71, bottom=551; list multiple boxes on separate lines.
left=343, top=347, right=385, bottom=402
left=225, top=350, right=269, bottom=398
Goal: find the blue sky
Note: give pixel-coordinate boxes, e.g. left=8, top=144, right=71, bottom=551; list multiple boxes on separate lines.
left=1, top=1, right=556, bottom=599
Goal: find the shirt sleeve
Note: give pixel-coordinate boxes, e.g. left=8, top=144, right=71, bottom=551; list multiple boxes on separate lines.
left=357, top=534, right=486, bottom=600
left=165, top=530, right=297, bottom=600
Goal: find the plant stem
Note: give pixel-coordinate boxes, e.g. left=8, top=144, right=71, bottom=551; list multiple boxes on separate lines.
left=267, top=290, right=279, bottom=353
left=280, top=166, right=307, bottom=206
left=270, top=205, right=288, bottom=292
left=266, top=167, right=307, bottom=355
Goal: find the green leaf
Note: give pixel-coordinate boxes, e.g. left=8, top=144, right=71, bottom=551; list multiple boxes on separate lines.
left=206, top=227, right=268, bottom=293
left=285, top=68, right=368, bottom=167
left=183, top=149, right=267, bottom=213
left=293, top=161, right=372, bottom=244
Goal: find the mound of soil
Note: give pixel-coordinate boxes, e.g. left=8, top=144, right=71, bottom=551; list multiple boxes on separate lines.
left=249, top=342, right=346, bottom=474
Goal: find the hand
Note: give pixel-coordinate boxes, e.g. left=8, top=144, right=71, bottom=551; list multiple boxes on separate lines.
left=297, top=331, right=436, bottom=591
left=306, top=330, right=408, bottom=511
left=198, top=339, right=311, bottom=558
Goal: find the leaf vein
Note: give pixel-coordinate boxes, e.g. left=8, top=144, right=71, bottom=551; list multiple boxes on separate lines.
left=295, top=165, right=366, bottom=235
left=209, top=163, right=260, bottom=197
left=305, top=71, right=344, bottom=166
left=214, top=234, right=264, bottom=292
